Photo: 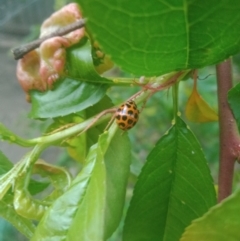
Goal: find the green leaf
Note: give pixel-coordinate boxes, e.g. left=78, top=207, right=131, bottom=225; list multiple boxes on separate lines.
left=14, top=174, right=50, bottom=221
left=31, top=124, right=131, bottom=241
left=28, top=179, right=50, bottom=196
left=79, top=0, right=240, bottom=76
left=0, top=165, right=22, bottom=200
left=0, top=151, right=13, bottom=175
left=66, top=38, right=111, bottom=83
left=13, top=160, right=72, bottom=220
left=228, top=83, right=240, bottom=131
left=32, top=160, right=72, bottom=200
left=0, top=145, right=43, bottom=201
left=123, top=117, right=216, bottom=241
left=85, top=95, right=114, bottom=149
left=103, top=127, right=131, bottom=239
left=66, top=95, right=114, bottom=163
left=0, top=195, right=35, bottom=239
left=29, top=78, right=108, bottom=118
left=29, top=39, right=110, bottom=119
left=180, top=189, right=240, bottom=241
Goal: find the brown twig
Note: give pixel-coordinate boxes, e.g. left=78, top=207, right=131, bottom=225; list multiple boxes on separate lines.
left=216, top=58, right=240, bottom=202
left=12, top=18, right=86, bottom=60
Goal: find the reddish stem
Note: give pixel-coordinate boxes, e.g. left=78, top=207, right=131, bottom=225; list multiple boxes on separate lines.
left=216, top=59, right=240, bottom=202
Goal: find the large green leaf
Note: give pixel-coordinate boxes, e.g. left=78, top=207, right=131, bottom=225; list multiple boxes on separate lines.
left=180, top=189, right=240, bottom=241
left=29, top=39, right=110, bottom=119
left=79, top=0, right=240, bottom=76
left=31, top=124, right=131, bottom=241
left=123, top=117, right=216, bottom=241
left=29, top=78, right=108, bottom=119
left=103, top=127, right=131, bottom=239
left=228, top=82, right=240, bottom=131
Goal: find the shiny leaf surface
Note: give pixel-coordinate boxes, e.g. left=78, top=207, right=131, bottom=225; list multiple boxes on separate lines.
left=180, top=189, right=240, bottom=241
left=123, top=117, right=216, bottom=241
left=79, top=0, right=240, bottom=75
left=31, top=124, right=131, bottom=241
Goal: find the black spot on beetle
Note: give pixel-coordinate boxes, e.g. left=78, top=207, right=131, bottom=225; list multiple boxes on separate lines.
left=128, top=110, right=134, bottom=115
left=122, top=115, right=127, bottom=121
left=119, top=122, right=125, bottom=127
left=128, top=119, right=133, bottom=124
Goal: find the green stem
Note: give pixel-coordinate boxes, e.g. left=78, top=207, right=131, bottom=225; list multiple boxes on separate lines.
left=2, top=71, right=189, bottom=148
left=20, top=144, right=46, bottom=173
left=0, top=144, right=45, bottom=200
left=172, top=82, right=179, bottom=121
left=66, top=72, right=185, bottom=86
left=29, top=89, right=152, bottom=145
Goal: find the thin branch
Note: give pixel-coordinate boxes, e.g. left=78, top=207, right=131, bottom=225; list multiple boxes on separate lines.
left=12, top=18, right=86, bottom=60
left=216, top=58, right=240, bottom=202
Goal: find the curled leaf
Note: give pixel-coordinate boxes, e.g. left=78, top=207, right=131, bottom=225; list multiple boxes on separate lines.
left=0, top=195, right=36, bottom=239
left=13, top=160, right=72, bottom=220
left=92, top=41, right=114, bottom=74
left=29, top=39, right=110, bottom=119
left=16, top=3, right=85, bottom=101
left=185, top=76, right=218, bottom=122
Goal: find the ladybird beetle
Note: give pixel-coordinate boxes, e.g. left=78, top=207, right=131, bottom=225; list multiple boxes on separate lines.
left=115, top=100, right=139, bottom=130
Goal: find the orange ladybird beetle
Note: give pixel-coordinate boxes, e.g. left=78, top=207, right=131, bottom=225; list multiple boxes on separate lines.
left=115, top=100, right=139, bottom=130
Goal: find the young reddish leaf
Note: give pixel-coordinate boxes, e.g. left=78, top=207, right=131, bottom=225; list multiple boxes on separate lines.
left=16, top=3, right=85, bottom=102
left=185, top=78, right=218, bottom=122
left=180, top=189, right=240, bottom=241
left=123, top=117, right=216, bottom=241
